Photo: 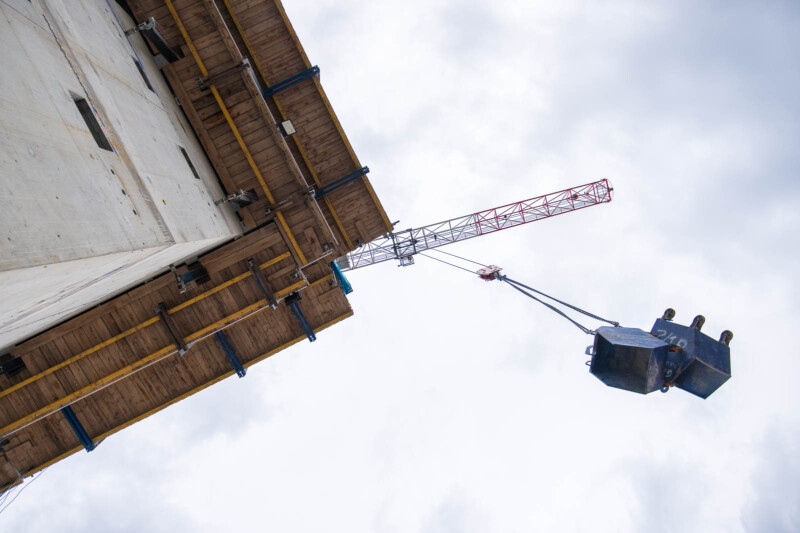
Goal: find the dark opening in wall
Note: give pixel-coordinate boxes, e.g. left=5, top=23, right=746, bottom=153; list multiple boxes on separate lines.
left=180, top=146, right=200, bottom=179
left=71, top=93, right=113, bottom=151
left=133, top=57, right=155, bottom=92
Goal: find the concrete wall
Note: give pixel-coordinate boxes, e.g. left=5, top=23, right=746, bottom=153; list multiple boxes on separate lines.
left=0, top=0, right=243, bottom=350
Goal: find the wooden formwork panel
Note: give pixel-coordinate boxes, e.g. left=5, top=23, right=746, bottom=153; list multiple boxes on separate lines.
left=0, top=0, right=391, bottom=489
left=133, top=0, right=393, bottom=253
left=1, top=224, right=349, bottom=488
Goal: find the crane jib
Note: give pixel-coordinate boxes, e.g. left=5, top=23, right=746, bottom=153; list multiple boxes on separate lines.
left=339, top=179, right=613, bottom=271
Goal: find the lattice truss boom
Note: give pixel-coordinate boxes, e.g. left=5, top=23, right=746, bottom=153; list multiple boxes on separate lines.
left=340, top=179, right=612, bottom=270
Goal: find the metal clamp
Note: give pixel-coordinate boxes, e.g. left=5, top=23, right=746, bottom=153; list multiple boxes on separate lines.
left=154, top=302, right=188, bottom=355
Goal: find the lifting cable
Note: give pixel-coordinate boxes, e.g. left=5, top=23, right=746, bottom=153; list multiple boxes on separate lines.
left=417, top=252, right=477, bottom=275
left=422, top=248, right=619, bottom=335
left=500, top=277, right=619, bottom=329
left=429, top=248, right=487, bottom=268
left=499, top=278, right=596, bottom=335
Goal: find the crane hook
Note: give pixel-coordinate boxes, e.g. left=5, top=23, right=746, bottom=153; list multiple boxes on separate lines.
left=476, top=265, right=503, bottom=281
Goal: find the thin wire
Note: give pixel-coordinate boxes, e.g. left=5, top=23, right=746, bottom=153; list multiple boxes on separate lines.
left=418, top=253, right=477, bottom=275
left=0, top=482, right=24, bottom=512
left=0, top=470, right=43, bottom=514
left=501, top=279, right=595, bottom=335
left=502, top=276, right=619, bottom=327
left=0, top=453, right=22, bottom=505
left=0, top=468, right=46, bottom=515
left=0, top=490, right=16, bottom=509
left=429, top=248, right=487, bottom=268
left=0, top=483, right=17, bottom=506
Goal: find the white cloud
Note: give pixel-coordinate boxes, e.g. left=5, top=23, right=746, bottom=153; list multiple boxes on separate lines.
left=4, top=1, right=800, bottom=531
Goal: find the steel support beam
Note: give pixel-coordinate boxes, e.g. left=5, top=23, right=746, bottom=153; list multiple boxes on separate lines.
left=247, top=259, right=278, bottom=309
left=315, top=167, right=369, bottom=199
left=61, top=406, right=96, bottom=452
left=154, top=302, right=188, bottom=355
left=284, top=293, right=316, bottom=342
left=214, top=331, right=246, bottom=378
left=262, top=65, right=320, bottom=97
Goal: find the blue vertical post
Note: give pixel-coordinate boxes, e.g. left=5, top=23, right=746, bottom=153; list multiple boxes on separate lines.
left=61, top=405, right=96, bottom=452
left=262, top=65, right=320, bottom=97
left=329, top=261, right=353, bottom=295
left=214, top=331, right=246, bottom=378
left=285, top=294, right=316, bottom=342
left=315, top=167, right=369, bottom=198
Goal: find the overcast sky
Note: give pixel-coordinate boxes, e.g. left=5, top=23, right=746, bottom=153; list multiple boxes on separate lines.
left=4, top=1, right=800, bottom=531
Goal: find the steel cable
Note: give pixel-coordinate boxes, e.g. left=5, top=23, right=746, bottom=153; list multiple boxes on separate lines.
left=429, top=248, right=487, bottom=268
left=502, top=276, right=619, bottom=327
left=418, top=252, right=478, bottom=275
left=500, top=278, right=596, bottom=335
left=419, top=250, right=618, bottom=335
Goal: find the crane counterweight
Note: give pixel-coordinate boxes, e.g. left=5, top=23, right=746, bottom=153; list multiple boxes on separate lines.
left=589, top=310, right=733, bottom=398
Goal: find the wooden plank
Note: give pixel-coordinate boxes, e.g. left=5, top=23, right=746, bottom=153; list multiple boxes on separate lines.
left=0, top=0, right=394, bottom=487
left=163, top=64, right=242, bottom=202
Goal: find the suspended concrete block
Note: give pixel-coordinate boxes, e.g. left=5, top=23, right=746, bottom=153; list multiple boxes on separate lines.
left=589, top=326, right=669, bottom=394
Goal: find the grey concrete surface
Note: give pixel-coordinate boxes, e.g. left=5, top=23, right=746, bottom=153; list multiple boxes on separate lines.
left=0, top=0, right=243, bottom=350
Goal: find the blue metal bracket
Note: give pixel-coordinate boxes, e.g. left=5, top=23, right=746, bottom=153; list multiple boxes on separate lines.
left=329, top=261, right=353, bottom=295
left=61, top=405, right=96, bottom=452
left=214, top=331, right=246, bottom=378
left=285, top=294, right=316, bottom=342
left=263, top=65, right=320, bottom=97
left=315, top=167, right=370, bottom=199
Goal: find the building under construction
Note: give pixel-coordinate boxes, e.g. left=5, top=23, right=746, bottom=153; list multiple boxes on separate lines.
left=0, top=0, right=391, bottom=490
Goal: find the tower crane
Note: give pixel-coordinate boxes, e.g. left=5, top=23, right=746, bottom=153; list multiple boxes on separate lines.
left=335, top=179, right=733, bottom=399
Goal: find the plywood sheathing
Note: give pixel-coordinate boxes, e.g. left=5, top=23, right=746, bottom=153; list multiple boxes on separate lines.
left=0, top=0, right=391, bottom=489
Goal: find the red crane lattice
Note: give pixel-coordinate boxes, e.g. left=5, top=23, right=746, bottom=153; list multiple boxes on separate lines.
left=339, top=179, right=613, bottom=270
